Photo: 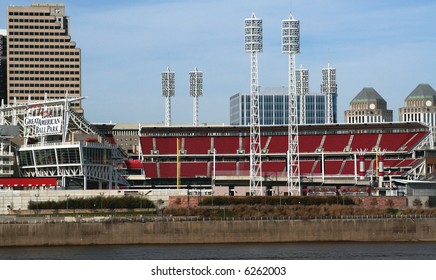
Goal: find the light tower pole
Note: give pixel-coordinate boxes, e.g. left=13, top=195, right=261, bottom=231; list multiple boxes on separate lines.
left=296, top=65, right=309, bottom=124
left=245, top=13, right=263, bottom=196
left=321, top=64, right=337, bottom=124
left=189, top=67, right=203, bottom=126
left=161, top=67, right=175, bottom=126
left=282, top=13, right=301, bottom=196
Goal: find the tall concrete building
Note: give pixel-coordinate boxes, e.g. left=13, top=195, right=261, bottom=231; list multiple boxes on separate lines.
left=6, top=3, right=82, bottom=112
left=0, top=30, right=6, bottom=104
left=344, top=87, right=393, bottom=124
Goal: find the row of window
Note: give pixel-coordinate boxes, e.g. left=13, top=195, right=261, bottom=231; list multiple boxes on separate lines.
left=10, top=91, right=80, bottom=96
left=9, top=18, right=56, bottom=23
left=113, top=130, right=139, bottom=136
left=19, top=148, right=80, bottom=167
left=9, top=45, right=77, bottom=49
left=10, top=57, right=80, bottom=62
left=10, top=77, right=80, bottom=81
left=9, top=51, right=79, bottom=56
left=9, top=64, right=79, bottom=68
left=10, top=83, right=80, bottom=88
left=9, top=12, right=51, bottom=16
left=9, top=38, right=71, bottom=43
left=83, top=148, right=113, bottom=165
left=10, top=70, right=79, bottom=75
left=9, top=26, right=63, bottom=30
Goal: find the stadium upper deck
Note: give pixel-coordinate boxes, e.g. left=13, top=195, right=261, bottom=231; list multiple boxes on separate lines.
left=129, top=122, right=432, bottom=194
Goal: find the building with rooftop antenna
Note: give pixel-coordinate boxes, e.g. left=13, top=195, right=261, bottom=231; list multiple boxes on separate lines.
left=161, top=67, right=175, bottom=126
left=399, top=83, right=436, bottom=147
left=245, top=12, right=263, bottom=195
left=344, top=87, right=393, bottom=124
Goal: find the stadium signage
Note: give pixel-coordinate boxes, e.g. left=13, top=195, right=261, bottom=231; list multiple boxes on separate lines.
left=24, top=116, right=62, bottom=135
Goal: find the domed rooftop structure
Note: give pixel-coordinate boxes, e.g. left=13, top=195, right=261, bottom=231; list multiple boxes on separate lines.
left=350, top=87, right=387, bottom=109
left=345, top=87, right=392, bottom=124
left=405, top=83, right=436, bottom=102
left=399, top=83, right=436, bottom=148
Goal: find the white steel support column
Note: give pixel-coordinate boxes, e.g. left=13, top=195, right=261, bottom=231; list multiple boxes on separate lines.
left=296, top=66, right=309, bottom=124
left=189, top=67, right=203, bottom=126
left=245, top=13, right=263, bottom=195
left=193, top=96, right=198, bottom=126
left=62, top=91, right=69, bottom=143
left=287, top=53, right=301, bottom=195
left=250, top=51, right=262, bottom=195
left=282, top=13, right=301, bottom=196
left=322, top=64, right=337, bottom=124
left=165, top=96, right=171, bottom=126
left=162, top=67, right=175, bottom=127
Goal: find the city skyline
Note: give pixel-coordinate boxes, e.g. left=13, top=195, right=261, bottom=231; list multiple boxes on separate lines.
left=1, top=0, right=435, bottom=124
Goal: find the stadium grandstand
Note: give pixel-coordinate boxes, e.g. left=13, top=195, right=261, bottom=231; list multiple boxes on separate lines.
left=2, top=95, right=432, bottom=197
left=118, top=122, right=435, bottom=196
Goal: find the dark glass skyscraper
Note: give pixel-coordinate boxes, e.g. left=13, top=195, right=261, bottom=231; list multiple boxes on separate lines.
left=230, top=87, right=337, bottom=125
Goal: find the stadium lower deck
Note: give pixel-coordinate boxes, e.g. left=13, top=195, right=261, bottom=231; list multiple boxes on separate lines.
left=122, top=122, right=434, bottom=196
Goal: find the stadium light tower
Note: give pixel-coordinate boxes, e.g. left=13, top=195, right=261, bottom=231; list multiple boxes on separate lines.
left=282, top=12, right=301, bottom=196
left=161, top=67, right=175, bottom=126
left=245, top=12, right=263, bottom=196
left=296, top=65, right=309, bottom=124
left=321, top=64, right=337, bottom=124
left=189, top=67, right=203, bottom=126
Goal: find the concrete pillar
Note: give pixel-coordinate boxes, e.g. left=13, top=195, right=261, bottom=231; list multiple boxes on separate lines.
left=359, top=154, right=365, bottom=180
left=378, top=155, right=384, bottom=188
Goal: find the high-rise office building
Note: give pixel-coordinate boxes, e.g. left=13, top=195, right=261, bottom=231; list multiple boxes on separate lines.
left=0, top=30, right=7, bottom=104
left=6, top=3, right=82, bottom=112
left=230, top=87, right=335, bottom=125
left=344, top=87, right=393, bottom=124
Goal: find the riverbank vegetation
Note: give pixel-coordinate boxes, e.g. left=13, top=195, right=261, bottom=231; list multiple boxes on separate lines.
left=28, top=196, right=155, bottom=210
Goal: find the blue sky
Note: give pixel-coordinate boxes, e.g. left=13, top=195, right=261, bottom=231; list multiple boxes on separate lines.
left=1, top=0, right=436, bottom=124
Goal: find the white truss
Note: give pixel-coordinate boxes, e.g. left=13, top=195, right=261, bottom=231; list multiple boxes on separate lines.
left=162, top=67, right=175, bottom=127
left=249, top=52, right=263, bottom=195
left=282, top=13, right=301, bottom=196
left=296, top=66, right=309, bottom=124
left=245, top=13, right=263, bottom=195
left=322, top=64, right=337, bottom=124
left=189, top=67, right=203, bottom=126
left=287, top=53, right=301, bottom=196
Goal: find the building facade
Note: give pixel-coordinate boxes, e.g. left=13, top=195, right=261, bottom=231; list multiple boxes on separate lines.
left=230, top=87, right=336, bottom=125
left=399, top=84, right=436, bottom=146
left=0, top=30, right=6, bottom=104
left=6, top=3, right=82, bottom=112
left=344, top=87, right=393, bottom=124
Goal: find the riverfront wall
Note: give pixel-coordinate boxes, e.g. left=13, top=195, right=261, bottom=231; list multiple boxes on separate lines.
left=1, top=217, right=436, bottom=247
left=0, top=189, right=186, bottom=214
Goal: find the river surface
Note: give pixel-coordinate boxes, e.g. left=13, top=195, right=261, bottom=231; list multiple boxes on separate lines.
left=1, top=242, right=436, bottom=260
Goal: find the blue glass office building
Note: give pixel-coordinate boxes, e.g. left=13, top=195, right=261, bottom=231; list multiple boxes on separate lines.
left=230, top=87, right=337, bottom=125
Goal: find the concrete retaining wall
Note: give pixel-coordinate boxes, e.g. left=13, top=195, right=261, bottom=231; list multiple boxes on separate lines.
left=1, top=217, right=436, bottom=247
left=0, top=189, right=186, bottom=214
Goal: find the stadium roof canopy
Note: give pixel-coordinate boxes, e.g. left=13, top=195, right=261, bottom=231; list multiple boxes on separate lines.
left=140, top=122, right=429, bottom=137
